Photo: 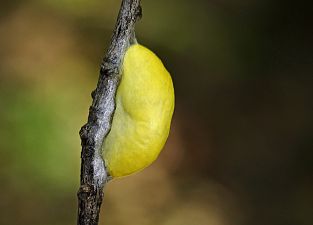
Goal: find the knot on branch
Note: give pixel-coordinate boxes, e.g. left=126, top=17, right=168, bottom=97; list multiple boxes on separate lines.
left=100, top=60, right=120, bottom=77
left=79, top=125, right=96, bottom=148
left=79, top=124, right=89, bottom=141
left=91, top=90, right=96, bottom=99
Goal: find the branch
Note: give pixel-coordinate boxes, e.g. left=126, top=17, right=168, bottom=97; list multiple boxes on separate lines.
left=77, top=1, right=142, bottom=225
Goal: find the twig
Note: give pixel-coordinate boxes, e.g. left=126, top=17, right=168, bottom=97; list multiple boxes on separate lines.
left=77, top=1, right=142, bottom=225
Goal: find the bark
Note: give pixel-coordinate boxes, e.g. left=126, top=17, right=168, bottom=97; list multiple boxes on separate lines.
left=77, top=1, right=142, bottom=225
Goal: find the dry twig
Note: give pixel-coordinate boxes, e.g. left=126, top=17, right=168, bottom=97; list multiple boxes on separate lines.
left=77, top=1, right=142, bottom=225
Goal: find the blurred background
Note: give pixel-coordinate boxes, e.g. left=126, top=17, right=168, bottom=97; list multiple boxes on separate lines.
left=0, top=0, right=312, bottom=225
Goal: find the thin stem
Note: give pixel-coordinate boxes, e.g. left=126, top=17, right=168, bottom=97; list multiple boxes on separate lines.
left=77, top=1, right=142, bottom=225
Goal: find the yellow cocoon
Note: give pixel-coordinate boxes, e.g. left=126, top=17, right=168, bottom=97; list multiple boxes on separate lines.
left=102, top=44, right=175, bottom=178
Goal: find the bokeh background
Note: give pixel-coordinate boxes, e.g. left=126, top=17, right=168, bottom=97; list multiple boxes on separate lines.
left=0, top=0, right=312, bottom=225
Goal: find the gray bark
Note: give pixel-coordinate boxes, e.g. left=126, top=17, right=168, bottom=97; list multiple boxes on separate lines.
left=77, top=1, right=142, bottom=225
